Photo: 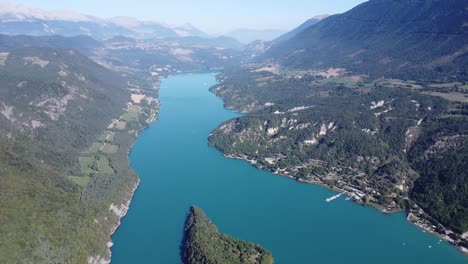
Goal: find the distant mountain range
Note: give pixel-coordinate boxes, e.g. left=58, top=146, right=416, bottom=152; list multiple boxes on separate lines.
left=225, top=29, right=287, bottom=44
left=259, top=0, right=468, bottom=80
left=0, top=2, right=209, bottom=40
left=273, top=15, right=327, bottom=43
left=226, top=15, right=329, bottom=44
left=0, top=34, right=103, bottom=55
left=0, top=0, right=467, bottom=262
left=241, top=15, right=328, bottom=59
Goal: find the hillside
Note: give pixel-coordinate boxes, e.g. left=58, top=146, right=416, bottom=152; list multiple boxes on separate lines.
left=162, top=35, right=244, bottom=50
left=261, top=0, right=468, bottom=81
left=96, top=36, right=241, bottom=74
left=226, top=28, right=286, bottom=44
left=209, top=65, right=468, bottom=248
left=273, top=15, right=324, bottom=43
left=209, top=0, right=468, bottom=252
left=0, top=34, right=103, bottom=55
left=241, top=15, right=324, bottom=61
left=0, top=44, right=149, bottom=262
left=0, top=33, right=243, bottom=76
left=183, top=206, right=273, bottom=264
left=0, top=47, right=129, bottom=166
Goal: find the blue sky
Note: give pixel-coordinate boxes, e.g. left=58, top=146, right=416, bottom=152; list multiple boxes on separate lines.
left=10, top=0, right=367, bottom=33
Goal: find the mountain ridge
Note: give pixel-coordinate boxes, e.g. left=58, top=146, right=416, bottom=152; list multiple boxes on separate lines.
left=226, top=28, right=287, bottom=44
left=260, top=0, right=468, bottom=81
left=0, top=1, right=210, bottom=39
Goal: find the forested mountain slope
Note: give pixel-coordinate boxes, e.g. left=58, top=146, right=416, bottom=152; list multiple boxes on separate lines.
left=261, top=0, right=468, bottom=81
left=273, top=16, right=321, bottom=43
left=0, top=34, right=103, bottom=55
left=210, top=64, right=468, bottom=249
left=0, top=47, right=128, bottom=169
left=183, top=206, right=273, bottom=264
left=0, top=44, right=141, bottom=262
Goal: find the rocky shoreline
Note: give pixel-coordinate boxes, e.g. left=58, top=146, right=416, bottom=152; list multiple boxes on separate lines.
left=224, top=153, right=468, bottom=255
left=88, top=81, right=161, bottom=263
left=88, top=179, right=140, bottom=264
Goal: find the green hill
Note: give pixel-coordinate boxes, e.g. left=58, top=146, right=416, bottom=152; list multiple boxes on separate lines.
left=183, top=206, right=274, bottom=264
left=262, top=0, right=468, bottom=81
left=0, top=45, right=142, bottom=262
left=209, top=65, right=468, bottom=244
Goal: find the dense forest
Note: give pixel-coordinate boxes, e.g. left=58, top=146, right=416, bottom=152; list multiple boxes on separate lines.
left=0, top=30, right=244, bottom=262
left=0, top=41, right=161, bottom=261
left=183, top=206, right=273, bottom=264
left=409, top=117, right=468, bottom=233
left=259, top=0, right=468, bottom=81
left=209, top=66, right=468, bottom=238
left=1, top=0, right=467, bottom=261
left=0, top=47, right=132, bottom=262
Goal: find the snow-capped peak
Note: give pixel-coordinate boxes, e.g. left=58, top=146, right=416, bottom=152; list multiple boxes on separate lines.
left=0, top=1, right=98, bottom=22
left=0, top=1, right=209, bottom=38
left=105, top=16, right=141, bottom=28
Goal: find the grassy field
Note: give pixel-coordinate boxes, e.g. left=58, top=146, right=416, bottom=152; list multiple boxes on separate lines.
left=68, top=176, right=91, bottom=187
left=84, top=142, right=104, bottom=154
left=429, top=82, right=463, bottom=88
left=79, top=157, right=96, bottom=175
left=97, top=155, right=114, bottom=175
left=121, top=109, right=139, bottom=123
left=315, top=78, right=360, bottom=89
left=423, top=91, right=468, bottom=103
left=99, top=131, right=115, bottom=142
left=376, top=79, right=423, bottom=90
left=102, top=144, right=119, bottom=154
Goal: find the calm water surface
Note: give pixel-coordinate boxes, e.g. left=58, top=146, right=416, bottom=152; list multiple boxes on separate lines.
left=111, top=73, right=466, bottom=263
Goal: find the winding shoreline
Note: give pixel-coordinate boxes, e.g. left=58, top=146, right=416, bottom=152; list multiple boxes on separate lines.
left=88, top=80, right=161, bottom=264
left=223, top=151, right=468, bottom=255
left=108, top=179, right=141, bottom=263
left=99, top=73, right=467, bottom=263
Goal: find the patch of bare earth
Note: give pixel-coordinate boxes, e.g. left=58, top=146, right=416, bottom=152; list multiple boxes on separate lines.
left=423, top=92, right=468, bottom=103
left=115, top=121, right=127, bottom=130
left=253, top=64, right=280, bottom=75
left=349, top=49, right=365, bottom=58
left=426, top=46, right=468, bottom=68
left=315, top=68, right=345, bottom=78
left=23, top=57, right=50, bottom=68
left=131, top=94, right=145, bottom=104
left=0, top=52, right=9, bottom=66
left=428, top=82, right=463, bottom=88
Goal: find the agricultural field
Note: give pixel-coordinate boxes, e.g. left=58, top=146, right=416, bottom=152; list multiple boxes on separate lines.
left=423, top=92, right=468, bottom=103
left=99, top=131, right=115, bottom=142
left=79, top=157, right=96, bottom=176
left=67, top=176, right=91, bottom=187
left=84, top=142, right=104, bottom=154
left=102, top=144, right=119, bottom=154
left=121, top=109, right=139, bottom=123
left=97, top=155, right=114, bottom=175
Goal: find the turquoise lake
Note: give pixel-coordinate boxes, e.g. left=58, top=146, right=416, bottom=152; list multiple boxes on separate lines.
left=111, top=73, right=466, bottom=263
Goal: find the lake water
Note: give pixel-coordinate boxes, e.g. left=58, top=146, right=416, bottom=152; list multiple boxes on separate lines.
left=111, top=73, right=466, bottom=263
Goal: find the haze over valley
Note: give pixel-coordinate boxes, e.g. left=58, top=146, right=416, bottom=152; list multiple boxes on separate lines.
left=0, top=1, right=467, bottom=263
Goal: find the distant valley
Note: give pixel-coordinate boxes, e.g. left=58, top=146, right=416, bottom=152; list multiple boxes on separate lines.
left=0, top=0, right=467, bottom=263
left=225, top=28, right=287, bottom=44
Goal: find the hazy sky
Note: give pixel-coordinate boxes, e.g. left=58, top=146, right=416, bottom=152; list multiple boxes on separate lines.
left=11, top=0, right=368, bottom=33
